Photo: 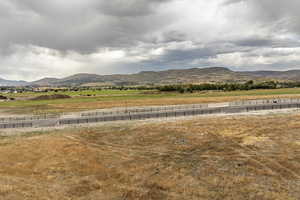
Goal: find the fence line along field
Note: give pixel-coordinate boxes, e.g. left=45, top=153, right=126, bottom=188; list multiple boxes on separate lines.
left=2, top=88, right=300, bottom=115
left=1, top=98, right=300, bottom=130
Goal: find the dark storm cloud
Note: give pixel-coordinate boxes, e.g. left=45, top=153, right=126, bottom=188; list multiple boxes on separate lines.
left=11, top=0, right=171, bottom=17
left=233, top=37, right=300, bottom=48
left=234, top=38, right=272, bottom=47
left=159, top=31, right=187, bottom=43
left=136, top=41, right=252, bottom=68
left=1, top=0, right=300, bottom=80
left=97, top=0, right=172, bottom=17
left=161, top=47, right=215, bottom=61
left=222, top=0, right=244, bottom=6
left=223, top=0, right=300, bottom=33
left=0, top=0, right=174, bottom=53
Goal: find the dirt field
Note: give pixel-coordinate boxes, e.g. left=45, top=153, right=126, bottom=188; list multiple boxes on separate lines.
left=0, top=113, right=299, bottom=199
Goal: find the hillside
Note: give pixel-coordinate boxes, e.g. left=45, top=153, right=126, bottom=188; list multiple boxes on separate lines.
left=245, top=70, right=300, bottom=81
left=30, top=78, right=60, bottom=86
left=30, top=67, right=258, bottom=86
left=0, top=78, right=27, bottom=86
left=3, top=67, right=300, bottom=87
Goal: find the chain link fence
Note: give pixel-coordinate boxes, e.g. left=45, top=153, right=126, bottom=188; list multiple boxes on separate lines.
left=60, top=102, right=300, bottom=126
left=0, top=122, right=33, bottom=129
left=1, top=98, right=300, bottom=129
left=80, top=103, right=209, bottom=117
left=0, top=114, right=60, bottom=123
left=229, top=98, right=300, bottom=106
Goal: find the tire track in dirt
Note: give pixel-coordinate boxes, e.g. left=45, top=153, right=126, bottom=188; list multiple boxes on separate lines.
left=218, top=134, right=300, bottom=181
left=64, top=134, right=300, bottom=178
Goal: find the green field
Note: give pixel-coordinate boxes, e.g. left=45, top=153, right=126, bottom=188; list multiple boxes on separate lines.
left=1, top=88, right=300, bottom=115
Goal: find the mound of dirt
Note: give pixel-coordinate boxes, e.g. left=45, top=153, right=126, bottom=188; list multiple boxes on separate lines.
left=32, top=94, right=71, bottom=100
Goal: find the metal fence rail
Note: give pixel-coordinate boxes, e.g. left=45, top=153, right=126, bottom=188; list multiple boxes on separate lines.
left=0, top=122, right=33, bottom=129
left=1, top=99, right=300, bottom=129
left=59, top=103, right=300, bottom=126
left=80, top=103, right=209, bottom=117
left=0, top=114, right=60, bottom=123
left=229, top=98, right=300, bottom=106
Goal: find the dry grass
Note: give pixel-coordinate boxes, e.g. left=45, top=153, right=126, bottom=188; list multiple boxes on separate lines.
left=2, top=88, right=300, bottom=114
left=0, top=113, right=299, bottom=199
left=52, top=94, right=300, bottom=111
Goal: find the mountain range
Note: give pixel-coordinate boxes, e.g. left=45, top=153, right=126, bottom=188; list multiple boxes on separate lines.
left=0, top=77, right=27, bottom=87
left=2, top=67, right=300, bottom=87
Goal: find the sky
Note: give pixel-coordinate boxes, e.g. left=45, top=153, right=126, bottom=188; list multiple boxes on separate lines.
left=1, top=0, right=300, bottom=81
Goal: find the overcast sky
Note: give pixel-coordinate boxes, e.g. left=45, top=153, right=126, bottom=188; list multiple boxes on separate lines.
left=1, top=0, right=300, bottom=81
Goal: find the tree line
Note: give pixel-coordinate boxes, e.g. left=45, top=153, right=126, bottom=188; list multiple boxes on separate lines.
left=2, top=80, right=300, bottom=94
left=157, top=81, right=300, bottom=93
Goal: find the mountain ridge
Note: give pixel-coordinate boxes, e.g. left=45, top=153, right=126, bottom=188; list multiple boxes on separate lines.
left=30, top=67, right=300, bottom=86
left=2, top=67, right=300, bottom=86
left=0, top=77, right=28, bottom=86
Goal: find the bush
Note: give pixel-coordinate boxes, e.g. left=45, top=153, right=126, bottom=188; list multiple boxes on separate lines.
left=0, top=95, right=8, bottom=100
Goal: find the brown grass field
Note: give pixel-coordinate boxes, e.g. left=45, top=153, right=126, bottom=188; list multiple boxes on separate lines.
left=3, top=94, right=300, bottom=115
left=0, top=112, right=300, bottom=199
left=52, top=94, right=300, bottom=110
left=2, top=88, right=300, bottom=114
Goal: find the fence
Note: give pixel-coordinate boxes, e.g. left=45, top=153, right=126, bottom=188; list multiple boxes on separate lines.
left=80, top=103, right=209, bottom=117
left=229, top=98, right=300, bottom=106
left=61, top=108, right=223, bottom=125
left=60, top=103, right=300, bottom=126
left=0, top=122, right=33, bottom=129
left=0, top=114, right=60, bottom=123
left=1, top=100, right=300, bottom=129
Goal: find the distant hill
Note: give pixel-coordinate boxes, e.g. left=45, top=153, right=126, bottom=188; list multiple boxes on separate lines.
left=244, top=70, right=300, bottom=81
left=0, top=78, right=27, bottom=86
left=30, top=67, right=256, bottom=86
left=3, top=67, right=300, bottom=87
left=30, top=78, right=60, bottom=86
